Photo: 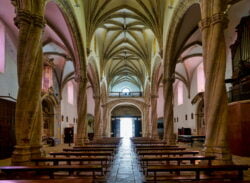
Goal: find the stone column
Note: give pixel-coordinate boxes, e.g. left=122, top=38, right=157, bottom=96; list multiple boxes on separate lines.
left=94, top=96, right=102, bottom=139
left=151, top=94, right=159, bottom=139
left=12, top=6, right=46, bottom=165
left=163, top=77, right=175, bottom=145
left=102, top=104, right=109, bottom=137
left=200, top=0, right=232, bottom=164
left=143, top=105, right=151, bottom=137
left=75, top=75, right=88, bottom=146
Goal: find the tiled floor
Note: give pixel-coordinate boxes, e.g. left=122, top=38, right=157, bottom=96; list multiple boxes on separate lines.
left=106, top=138, right=144, bottom=183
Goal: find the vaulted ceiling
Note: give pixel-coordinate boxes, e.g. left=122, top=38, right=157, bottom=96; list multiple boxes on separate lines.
left=83, top=0, right=167, bottom=92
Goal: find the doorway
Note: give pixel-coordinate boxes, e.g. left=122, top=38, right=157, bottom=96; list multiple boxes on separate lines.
left=0, top=99, right=16, bottom=159
left=64, top=127, right=74, bottom=143
left=120, top=118, right=133, bottom=138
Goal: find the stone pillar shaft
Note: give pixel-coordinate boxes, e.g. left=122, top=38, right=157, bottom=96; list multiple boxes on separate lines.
left=12, top=8, right=46, bottom=165
left=151, top=95, right=159, bottom=139
left=163, top=78, right=175, bottom=144
left=200, top=0, right=232, bottom=164
left=75, top=76, right=88, bottom=146
left=94, top=96, right=102, bottom=139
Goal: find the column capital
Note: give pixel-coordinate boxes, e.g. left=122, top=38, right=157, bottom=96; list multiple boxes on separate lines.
left=199, top=13, right=228, bottom=30
left=14, top=9, right=46, bottom=28
left=75, top=75, right=87, bottom=83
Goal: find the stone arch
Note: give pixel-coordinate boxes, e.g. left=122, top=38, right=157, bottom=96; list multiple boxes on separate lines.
left=163, top=0, right=201, bottom=76
left=191, top=92, right=205, bottom=135
left=41, top=94, right=59, bottom=138
left=105, top=98, right=148, bottom=137
left=45, top=0, right=86, bottom=79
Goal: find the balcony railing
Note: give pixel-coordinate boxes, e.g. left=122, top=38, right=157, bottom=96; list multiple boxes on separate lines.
left=109, top=92, right=142, bottom=97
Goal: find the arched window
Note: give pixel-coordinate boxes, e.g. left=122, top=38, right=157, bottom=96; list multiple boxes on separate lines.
left=122, top=88, right=130, bottom=93
left=67, top=81, right=74, bottom=105
left=0, top=21, right=5, bottom=73
left=42, top=65, right=53, bottom=91
left=177, top=81, right=183, bottom=105
left=197, top=63, right=205, bottom=92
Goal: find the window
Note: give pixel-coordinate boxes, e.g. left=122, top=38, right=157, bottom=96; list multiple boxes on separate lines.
left=197, top=63, right=205, bottom=92
left=177, top=82, right=183, bottom=105
left=67, top=81, right=74, bottom=105
left=42, top=66, right=53, bottom=91
left=122, top=88, right=130, bottom=93
left=0, top=21, right=5, bottom=73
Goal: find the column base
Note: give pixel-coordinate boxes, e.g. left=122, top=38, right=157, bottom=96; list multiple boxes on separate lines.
left=94, top=135, right=103, bottom=140
left=163, top=134, right=176, bottom=145
left=30, top=145, right=43, bottom=159
left=75, top=137, right=89, bottom=146
left=202, top=145, right=232, bottom=165
left=151, top=133, right=159, bottom=140
left=12, top=145, right=31, bottom=165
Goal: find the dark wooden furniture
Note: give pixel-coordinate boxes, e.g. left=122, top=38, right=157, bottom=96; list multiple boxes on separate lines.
left=0, top=179, right=95, bottom=183
left=138, top=151, right=199, bottom=157
left=136, top=147, right=186, bottom=152
left=140, top=156, right=216, bottom=166
left=31, top=157, right=109, bottom=166
left=49, top=151, right=113, bottom=158
left=146, top=164, right=249, bottom=182
left=0, top=165, right=103, bottom=179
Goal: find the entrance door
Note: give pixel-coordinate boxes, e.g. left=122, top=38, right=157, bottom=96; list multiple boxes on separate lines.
left=64, top=127, right=74, bottom=143
left=134, top=117, right=142, bottom=137
left=0, top=99, right=16, bottom=159
left=111, top=117, right=120, bottom=137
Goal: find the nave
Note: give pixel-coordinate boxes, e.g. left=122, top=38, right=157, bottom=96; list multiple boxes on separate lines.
left=1, top=137, right=250, bottom=183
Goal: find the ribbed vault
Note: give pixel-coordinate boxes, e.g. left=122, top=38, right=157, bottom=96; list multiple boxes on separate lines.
left=84, top=0, right=167, bottom=92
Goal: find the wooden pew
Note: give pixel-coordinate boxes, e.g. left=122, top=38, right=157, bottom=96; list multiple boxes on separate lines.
left=73, top=145, right=117, bottom=149
left=49, top=151, right=113, bottom=159
left=0, top=165, right=103, bottom=179
left=31, top=157, right=109, bottom=166
left=0, top=179, right=95, bottom=183
left=134, top=145, right=178, bottom=148
left=140, top=155, right=216, bottom=166
left=146, top=164, right=249, bottom=182
left=136, top=147, right=186, bottom=152
left=138, top=151, right=199, bottom=157
left=63, top=148, right=115, bottom=153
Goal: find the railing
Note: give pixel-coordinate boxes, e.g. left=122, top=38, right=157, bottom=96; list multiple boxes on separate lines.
left=109, top=92, right=142, bottom=97
left=227, top=87, right=250, bottom=102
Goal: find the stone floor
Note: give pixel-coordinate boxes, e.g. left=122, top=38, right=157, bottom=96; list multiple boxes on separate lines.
left=106, top=138, right=144, bottom=183
left=1, top=140, right=250, bottom=182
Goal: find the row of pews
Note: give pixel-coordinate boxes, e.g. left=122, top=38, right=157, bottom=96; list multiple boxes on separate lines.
left=131, top=137, right=250, bottom=183
left=0, top=137, right=121, bottom=183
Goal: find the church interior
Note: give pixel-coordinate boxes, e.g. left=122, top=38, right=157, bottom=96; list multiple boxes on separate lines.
left=0, top=0, right=250, bottom=182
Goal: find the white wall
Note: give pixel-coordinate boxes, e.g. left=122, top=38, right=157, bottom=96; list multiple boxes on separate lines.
left=173, top=79, right=197, bottom=134
left=87, top=86, right=95, bottom=115
left=60, top=80, right=78, bottom=139
left=0, top=31, right=18, bottom=99
left=157, top=85, right=164, bottom=118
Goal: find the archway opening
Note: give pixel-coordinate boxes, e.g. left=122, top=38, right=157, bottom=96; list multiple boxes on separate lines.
left=111, top=105, right=142, bottom=138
